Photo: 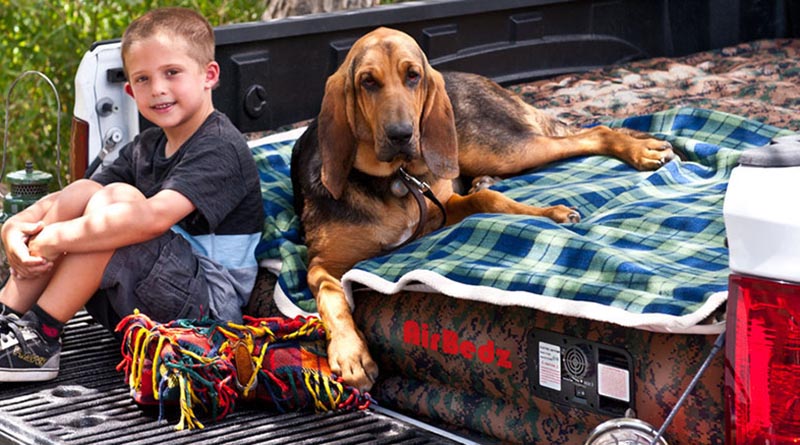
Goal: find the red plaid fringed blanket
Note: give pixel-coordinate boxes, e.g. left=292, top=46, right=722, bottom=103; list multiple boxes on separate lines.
left=115, top=311, right=371, bottom=430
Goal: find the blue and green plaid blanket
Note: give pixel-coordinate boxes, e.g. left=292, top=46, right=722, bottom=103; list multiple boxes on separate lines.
left=251, top=108, right=795, bottom=334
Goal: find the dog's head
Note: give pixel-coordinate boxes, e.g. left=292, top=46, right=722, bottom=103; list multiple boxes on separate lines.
left=317, top=27, right=459, bottom=199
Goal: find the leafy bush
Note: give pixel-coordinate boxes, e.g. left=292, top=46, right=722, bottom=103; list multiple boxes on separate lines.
left=0, top=1, right=263, bottom=188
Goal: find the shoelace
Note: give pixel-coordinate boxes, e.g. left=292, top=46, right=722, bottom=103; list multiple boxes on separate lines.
left=0, top=314, right=34, bottom=356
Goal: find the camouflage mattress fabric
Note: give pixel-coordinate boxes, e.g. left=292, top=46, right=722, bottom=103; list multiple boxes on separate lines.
left=516, top=38, right=800, bottom=131
left=251, top=107, right=795, bottom=335
left=115, top=311, right=370, bottom=430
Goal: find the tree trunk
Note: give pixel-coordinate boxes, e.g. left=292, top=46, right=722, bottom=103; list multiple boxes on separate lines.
left=263, top=0, right=382, bottom=20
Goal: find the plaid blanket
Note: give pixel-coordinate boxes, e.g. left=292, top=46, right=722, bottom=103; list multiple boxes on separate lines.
left=252, top=108, right=795, bottom=334
left=116, top=311, right=370, bottom=430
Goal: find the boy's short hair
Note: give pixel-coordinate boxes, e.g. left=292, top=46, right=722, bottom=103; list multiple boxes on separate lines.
left=121, top=7, right=215, bottom=75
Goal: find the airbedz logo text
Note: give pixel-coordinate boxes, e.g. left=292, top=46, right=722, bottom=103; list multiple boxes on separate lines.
left=403, top=320, right=512, bottom=369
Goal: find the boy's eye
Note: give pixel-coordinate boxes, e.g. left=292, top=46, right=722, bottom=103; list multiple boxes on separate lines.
left=134, top=76, right=148, bottom=84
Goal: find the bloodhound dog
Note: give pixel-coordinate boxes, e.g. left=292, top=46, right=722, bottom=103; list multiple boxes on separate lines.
left=291, top=27, right=673, bottom=391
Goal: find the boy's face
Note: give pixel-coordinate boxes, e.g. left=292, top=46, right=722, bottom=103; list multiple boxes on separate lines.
left=123, top=33, right=219, bottom=140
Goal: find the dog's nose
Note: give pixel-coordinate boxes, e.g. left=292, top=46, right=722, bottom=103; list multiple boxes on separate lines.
left=385, top=123, right=413, bottom=147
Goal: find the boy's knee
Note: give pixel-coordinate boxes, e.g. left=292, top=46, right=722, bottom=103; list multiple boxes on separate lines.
left=85, top=183, right=145, bottom=212
left=61, top=179, right=103, bottom=198
left=101, top=182, right=140, bottom=194
left=49, top=179, right=103, bottom=220
left=67, top=178, right=103, bottom=189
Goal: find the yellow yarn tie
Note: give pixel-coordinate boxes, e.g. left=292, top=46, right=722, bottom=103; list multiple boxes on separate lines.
left=129, top=327, right=150, bottom=392
left=151, top=335, right=168, bottom=401
left=327, top=375, right=341, bottom=409
left=240, top=334, right=260, bottom=397
left=176, top=373, right=205, bottom=430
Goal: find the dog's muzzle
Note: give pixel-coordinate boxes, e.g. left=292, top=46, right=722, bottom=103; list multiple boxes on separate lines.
left=378, top=122, right=417, bottom=161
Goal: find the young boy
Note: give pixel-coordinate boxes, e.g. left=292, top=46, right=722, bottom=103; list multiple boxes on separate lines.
left=0, top=7, right=264, bottom=382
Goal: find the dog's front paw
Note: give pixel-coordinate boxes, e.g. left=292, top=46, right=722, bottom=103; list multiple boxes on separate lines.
left=469, top=175, right=502, bottom=193
left=546, top=205, right=581, bottom=223
left=328, top=332, right=379, bottom=392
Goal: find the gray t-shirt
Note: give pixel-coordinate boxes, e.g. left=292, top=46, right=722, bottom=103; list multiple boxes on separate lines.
left=92, top=111, right=264, bottom=321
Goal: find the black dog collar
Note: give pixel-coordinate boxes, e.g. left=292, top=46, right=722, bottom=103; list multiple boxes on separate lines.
left=391, top=168, right=447, bottom=250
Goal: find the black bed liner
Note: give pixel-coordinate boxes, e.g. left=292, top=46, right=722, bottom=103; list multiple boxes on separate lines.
left=0, top=312, right=463, bottom=445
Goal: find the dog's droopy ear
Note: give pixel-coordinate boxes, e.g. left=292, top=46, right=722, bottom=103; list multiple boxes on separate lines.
left=420, top=66, right=459, bottom=180
left=318, top=67, right=357, bottom=200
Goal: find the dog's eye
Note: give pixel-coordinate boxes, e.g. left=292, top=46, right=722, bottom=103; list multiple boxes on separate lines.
left=361, top=76, right=379, bottom=90
left=406, top=70, right=420, bottom=85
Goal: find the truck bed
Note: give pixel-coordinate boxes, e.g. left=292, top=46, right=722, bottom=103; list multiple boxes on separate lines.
left=0, top=312, right=468, bottom=445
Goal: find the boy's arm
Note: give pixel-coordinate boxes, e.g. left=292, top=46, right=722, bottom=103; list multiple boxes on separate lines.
left=27, top=189, right=195, bottom=261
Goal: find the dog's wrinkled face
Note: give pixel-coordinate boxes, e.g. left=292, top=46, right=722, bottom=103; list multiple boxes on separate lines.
left=350, top=31, right=427, bottom=168
left=317, top=27, right=458, bottom=199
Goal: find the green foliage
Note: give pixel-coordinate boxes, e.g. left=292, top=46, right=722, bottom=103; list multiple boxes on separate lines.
left=0, top=1, right=263, bottom=188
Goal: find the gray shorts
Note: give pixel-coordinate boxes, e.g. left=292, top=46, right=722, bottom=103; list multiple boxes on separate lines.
left=84, top=230, right=210, bottom=332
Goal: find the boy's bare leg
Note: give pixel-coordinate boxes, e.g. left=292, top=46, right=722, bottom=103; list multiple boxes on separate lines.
left=36, top=250, right=113, bottom=323
left=32, top=182, right=147, bottom=322
left=0, top=275, right=56, bottom=315
left=0, top=180, right=103, bottom=313
left=0, top=181, right=105, bottom=382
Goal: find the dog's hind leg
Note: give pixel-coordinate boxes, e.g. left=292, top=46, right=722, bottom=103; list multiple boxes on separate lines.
left=459, top=125, right=674, bottom=177
left=525, top=125, right=674, bottom=171
left=446, top=71, right=673, bottom=176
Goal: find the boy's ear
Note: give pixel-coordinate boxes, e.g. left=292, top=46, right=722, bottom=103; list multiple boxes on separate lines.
left=205, top=61, right=220, bottom=89
left=124, top=83, right=134, bottom=98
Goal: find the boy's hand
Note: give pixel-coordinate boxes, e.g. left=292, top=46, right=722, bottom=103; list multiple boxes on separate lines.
left=2, top=220, right=52, bottom=279
left=27, top=224, right=64, bottom=263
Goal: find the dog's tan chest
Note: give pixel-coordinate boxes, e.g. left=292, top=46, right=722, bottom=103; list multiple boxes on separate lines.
left=376, top=196, right=421, bottom=250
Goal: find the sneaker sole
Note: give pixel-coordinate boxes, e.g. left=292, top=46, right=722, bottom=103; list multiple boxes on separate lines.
left=0, top=368, right=59, bottom=382
left=0, top=355, right=60, bottom=382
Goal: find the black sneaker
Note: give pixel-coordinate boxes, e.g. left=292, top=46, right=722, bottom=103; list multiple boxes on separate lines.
left=0, top=314, right=60, bottom=382
left=0, top=303, right=18, bottom=317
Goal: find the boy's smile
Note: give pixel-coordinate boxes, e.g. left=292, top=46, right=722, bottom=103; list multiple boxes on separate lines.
left=152, top=101, right=176, bottom=113
left=123, top=33, right=219, bottom=155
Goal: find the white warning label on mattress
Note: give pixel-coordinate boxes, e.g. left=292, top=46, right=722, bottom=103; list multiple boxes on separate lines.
left=598, top=363, right=630, bottom=402
left=538, top=341, right=562, bottom=391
